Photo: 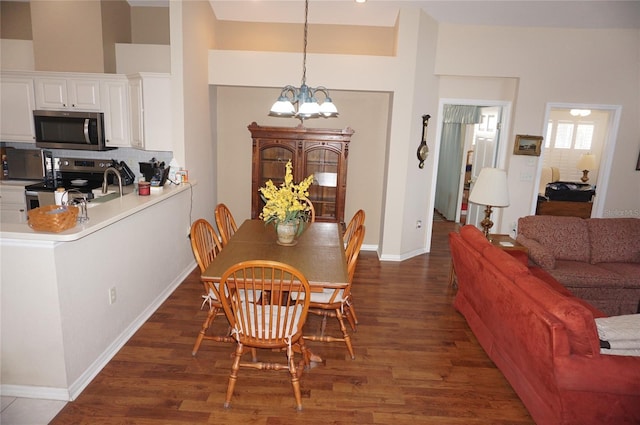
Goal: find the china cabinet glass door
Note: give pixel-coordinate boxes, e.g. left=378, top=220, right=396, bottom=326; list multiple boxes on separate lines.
left=304, top=147, right=339, bottom=221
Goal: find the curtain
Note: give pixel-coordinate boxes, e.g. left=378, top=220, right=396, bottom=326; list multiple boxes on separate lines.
left=434, top=105, right=482, bottom=221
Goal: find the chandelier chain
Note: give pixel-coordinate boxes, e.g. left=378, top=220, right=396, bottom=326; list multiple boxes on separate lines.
left=268, top=0, right=337, bottom=120
left=302, top=0, right=308, bottom=86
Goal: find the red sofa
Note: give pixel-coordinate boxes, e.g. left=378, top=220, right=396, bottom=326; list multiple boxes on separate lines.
left=449, top=225, right=640, bottom=425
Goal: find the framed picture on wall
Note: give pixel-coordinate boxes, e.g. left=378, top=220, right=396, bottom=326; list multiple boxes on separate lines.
left=513, top=134, right=543, bottom=156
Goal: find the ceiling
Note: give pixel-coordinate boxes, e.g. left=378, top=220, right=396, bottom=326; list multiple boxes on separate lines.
left=128, top=0, right=640, bottom=29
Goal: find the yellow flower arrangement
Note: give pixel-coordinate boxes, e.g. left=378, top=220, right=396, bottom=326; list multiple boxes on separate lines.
left=259, top=160, right=314, bottom=226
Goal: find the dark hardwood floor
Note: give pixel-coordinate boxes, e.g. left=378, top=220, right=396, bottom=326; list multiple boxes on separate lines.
left=51, top=219, right=534, bottom=424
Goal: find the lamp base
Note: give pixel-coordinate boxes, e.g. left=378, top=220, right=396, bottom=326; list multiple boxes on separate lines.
left=480, top=205, right=494, bottom=238
left=580, top=169, right=589, bottom=183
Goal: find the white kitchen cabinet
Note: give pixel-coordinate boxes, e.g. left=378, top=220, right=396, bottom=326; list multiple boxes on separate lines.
left=0, top=184, right=27, bottom=222
left=128, top=73, right=172, bottom=151
left=35, top=77, right=101, bottom=111
left=101, top=78, right=130, bottom=147
left=0, top=75, right=36, bottom=143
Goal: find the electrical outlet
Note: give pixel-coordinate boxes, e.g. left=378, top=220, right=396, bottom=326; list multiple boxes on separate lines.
left=109, top=287, right=117, bottom=304
left=416, top=220, right=422, bottom=229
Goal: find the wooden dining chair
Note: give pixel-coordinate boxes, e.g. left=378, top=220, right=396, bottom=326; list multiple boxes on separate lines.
left=189, top=219, right=233, bottom=356
left=302, top=224, right=365, bottom=360
left=215, top=203, right=237, bottom=247
left=303, top=197, right=315, bottom=223
left=342, top=209, right=365, bottom=327
left=344, top=209, right=365, bottom=249
left=218, top=260, right=312, bottom=411
left=343, top=224, right=365, bottom=332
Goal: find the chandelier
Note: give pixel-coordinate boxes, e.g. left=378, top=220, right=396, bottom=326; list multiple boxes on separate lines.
left=269, top=0, right=338, bottom=121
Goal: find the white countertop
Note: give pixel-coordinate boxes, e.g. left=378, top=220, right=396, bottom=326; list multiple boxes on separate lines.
left=0, top=181, right=196, bottom=242
left=0, top=179, right=40, bottom=187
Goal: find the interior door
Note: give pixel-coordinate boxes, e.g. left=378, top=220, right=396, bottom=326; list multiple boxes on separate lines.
left=467, top=106, right=502, bottom=228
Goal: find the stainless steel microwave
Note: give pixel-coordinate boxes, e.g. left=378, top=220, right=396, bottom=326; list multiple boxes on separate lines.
left=34, top=110, right=115, bottom=151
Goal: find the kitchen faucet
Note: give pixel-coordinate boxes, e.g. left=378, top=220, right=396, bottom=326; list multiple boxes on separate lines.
left=62, top=188, right=89, bottom=223
left=102, top=167, right=123, bottom=196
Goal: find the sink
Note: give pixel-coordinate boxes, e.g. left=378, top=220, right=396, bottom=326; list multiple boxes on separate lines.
left=90, top=192, right=122, bottom=203
left=87, top=185, right=136, bottom=207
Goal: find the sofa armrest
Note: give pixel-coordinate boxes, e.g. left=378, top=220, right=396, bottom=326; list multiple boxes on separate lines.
left=517, top=234, right=556, bottom=269
left=555, top=354, right=640, bottom=395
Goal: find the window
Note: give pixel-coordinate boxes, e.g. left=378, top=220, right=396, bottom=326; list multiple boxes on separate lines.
left=574, top=124, right=594, bottom=150
left=547, top=120, right=593, bottom=150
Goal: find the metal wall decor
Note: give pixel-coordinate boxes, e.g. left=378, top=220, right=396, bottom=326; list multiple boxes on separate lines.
left=417, top=114, right=431, bottom=168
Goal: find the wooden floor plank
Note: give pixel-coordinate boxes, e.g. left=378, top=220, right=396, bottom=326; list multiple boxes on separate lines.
left=50, top=220, right=534, bottom=424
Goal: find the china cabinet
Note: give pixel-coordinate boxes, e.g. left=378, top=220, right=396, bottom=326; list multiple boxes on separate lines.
left=249, top=122, right=354, bottom=224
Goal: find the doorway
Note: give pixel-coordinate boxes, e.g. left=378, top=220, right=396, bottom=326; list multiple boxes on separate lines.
left=534, top=103, right=622, bottom=217
left=425, top=98, right=512, bottom=254
left=432, top=101, right=509, bottom=229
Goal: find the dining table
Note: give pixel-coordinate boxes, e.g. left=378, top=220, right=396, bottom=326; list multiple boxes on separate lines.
left=201, top=219, right=349, bottom=291
left=201, top=219, right=349, bottom=364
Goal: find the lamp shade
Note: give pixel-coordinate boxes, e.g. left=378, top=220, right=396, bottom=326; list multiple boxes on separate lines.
left=468, top=168, right=510, bottom=207
left=577, top=153, right=597, bottom=171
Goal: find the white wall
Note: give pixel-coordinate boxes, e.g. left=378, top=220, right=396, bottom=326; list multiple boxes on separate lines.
left=0, top=39, right=34, bottom=70
left=435, top=24, right=640, bottom=228
left=176, top=1, right=217, bottom=226
left=115, top=43, right=170, bottom=74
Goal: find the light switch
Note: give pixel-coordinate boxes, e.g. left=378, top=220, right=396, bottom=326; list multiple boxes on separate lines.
left=520, top=172, right=533, bottom=182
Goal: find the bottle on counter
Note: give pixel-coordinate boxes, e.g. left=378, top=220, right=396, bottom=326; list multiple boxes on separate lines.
left=168, top=158, right=180, bottom=183
left=54, top=188, right=66, bottom=206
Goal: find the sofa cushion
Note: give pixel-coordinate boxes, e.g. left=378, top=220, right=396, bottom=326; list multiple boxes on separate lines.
left=547, top=260, right=627, bottom=289
left=528, top=267, right=607, bottom=318
left=518, top=216, right=590, bottom=263
left=596, top=262, right=640, bottom=287
left=587, top=218, right=640, bottom=264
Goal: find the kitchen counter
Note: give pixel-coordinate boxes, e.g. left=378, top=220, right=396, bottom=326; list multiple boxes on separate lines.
left=1, top=182, right=193, bottom=241
left=0, top=179, right=39, bottom=186
left=1, top=181, right=198, bottom=401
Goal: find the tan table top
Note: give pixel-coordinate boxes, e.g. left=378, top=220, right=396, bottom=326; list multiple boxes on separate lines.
left=201, top=220, right=349, bottom=288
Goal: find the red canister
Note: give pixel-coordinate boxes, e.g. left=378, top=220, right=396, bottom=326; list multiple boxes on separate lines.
left=138, top=181, right=151, bottom=196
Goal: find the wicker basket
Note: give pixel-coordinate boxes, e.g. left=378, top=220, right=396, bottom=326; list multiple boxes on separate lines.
left=28, top=205, right=79, bottom=233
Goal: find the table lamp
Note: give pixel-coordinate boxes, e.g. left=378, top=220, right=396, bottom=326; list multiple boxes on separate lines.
left=576, top=153, right=596, bottom=183
left=468, top=168, right=510, bottom=238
